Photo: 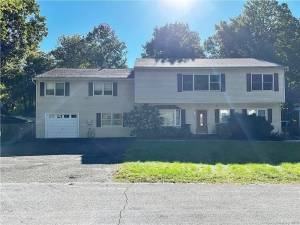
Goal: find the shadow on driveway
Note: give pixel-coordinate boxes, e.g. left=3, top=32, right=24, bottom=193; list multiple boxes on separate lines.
left=1, top=138, right=134, bottom=164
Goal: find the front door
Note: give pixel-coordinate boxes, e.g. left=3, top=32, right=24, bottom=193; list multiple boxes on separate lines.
left=196, top=110, right=208, bottom=134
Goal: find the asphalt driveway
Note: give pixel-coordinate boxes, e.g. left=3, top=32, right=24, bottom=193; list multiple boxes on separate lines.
left=0, top=155, right=117, bottom=183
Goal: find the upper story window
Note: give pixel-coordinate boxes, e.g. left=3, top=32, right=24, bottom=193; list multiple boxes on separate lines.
left=251, top=74, right=273, bottom=91
left=89, top=81, right=117, bottom=96
left=182, top=74, right=221, bottom=91
left=209, top=75, right=221, bottom=90
left=93, top=82, right=113, bottom=96
left=182, top=75, right=193, bottom=91
left=45, top=82, right=68, bottom=96
left=159, top=109, right=181, bottom=127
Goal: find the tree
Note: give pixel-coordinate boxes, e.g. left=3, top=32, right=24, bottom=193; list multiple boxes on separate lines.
left=51, top=24, right=127, bottom=68
left=142, top=22, right=205, bottom=59
left=51, top=35, right=89, bottom=68
left=0, top=0, right=47, bottom=73
left=1, top=51, right=56, bottom=115
left=204, top=0, right=300, bottom=91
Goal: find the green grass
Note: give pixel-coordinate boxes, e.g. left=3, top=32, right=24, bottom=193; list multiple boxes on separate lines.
left=115, top=140, right=300, bottom=183
left=115, top=162, right=300, bottom=183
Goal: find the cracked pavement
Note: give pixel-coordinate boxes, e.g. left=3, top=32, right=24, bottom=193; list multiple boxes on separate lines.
left=1, top=155, right=300, bottom=225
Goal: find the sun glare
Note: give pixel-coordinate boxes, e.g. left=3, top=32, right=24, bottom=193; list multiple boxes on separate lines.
left=163, top=0, right=196, bottom=11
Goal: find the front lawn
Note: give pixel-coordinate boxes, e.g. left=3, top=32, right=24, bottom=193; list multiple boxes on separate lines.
left=115, top=140, right=300, bottom=183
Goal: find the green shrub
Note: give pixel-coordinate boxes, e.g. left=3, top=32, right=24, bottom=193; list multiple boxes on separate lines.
left=216, top=123, right=232, bottom=139
left=124, top=104, right=162, bottom=137
left=124, top=104, right=192, bottom=138
left=217, top=113, right=274, bottom=140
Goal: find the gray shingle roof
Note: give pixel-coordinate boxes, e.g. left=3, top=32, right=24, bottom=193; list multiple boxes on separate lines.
left=135, top=58, right=282, bottom=68
left=35, top=68, right=134, bottom=79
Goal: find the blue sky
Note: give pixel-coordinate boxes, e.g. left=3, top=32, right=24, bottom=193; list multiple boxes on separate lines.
left=38, top=0, right=300, bottom=68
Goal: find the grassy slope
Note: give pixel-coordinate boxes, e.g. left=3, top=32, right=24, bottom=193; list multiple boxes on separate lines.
left=115, top=140, right=300, bottom=183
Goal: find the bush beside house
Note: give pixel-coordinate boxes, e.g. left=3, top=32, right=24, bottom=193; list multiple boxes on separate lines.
left=124, top=104, right=191, bottom=138
left=216, top=113, right=275, bottom=140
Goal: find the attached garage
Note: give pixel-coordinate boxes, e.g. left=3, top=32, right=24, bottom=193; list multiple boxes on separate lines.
left=45, top=113, right=79, bottom=138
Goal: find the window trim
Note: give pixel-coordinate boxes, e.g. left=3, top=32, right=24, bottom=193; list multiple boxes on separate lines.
left=219, top=109, right=230, bottom=123
left=160, top=109, right=181, bottom=127
left=182, top=74, right=221, bottom=92
left=100, top=112, right=123, bottom=127
left=250, top=74, right=274, bottom=91
left=92, top=82, right=113, bottom=96
left=45, top=81, right=66, bottom=96
left=247, top=108, right=268, bottom=120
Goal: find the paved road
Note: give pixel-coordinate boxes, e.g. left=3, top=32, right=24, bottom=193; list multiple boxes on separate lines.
left=1, top=155, right=300, bottom=225
left=1, top=183, right=300, bottom=225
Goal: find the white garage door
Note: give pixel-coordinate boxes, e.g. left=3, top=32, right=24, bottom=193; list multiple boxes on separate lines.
left=45, top=113, right=79, bottom=138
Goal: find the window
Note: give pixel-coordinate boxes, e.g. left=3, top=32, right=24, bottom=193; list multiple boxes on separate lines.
left=101, top=113, right=112, bottom=126
left=247, top=109, right=257, bottom=116
left=55, top=83, right=65, bottom=96
left=46, top=82, right=55, bottom=95
left=71, top=114, right=77, bottom=118
left=101, top=113, right=123, bottom=127
left=63, top=114, right=69, bottom=118
left=182, top=75, right=193, bottom=91
left=194, top=75, right=209, bottom=90
left=104, top=83, right=113, bottom=95
left=46, top=82, right=66, bottom=96
left=252, top=74, right=262, bottom=90
left=247, top=109, right=267, bottom=119
left=160, top=109, right=181, bottom=127
left=112, top=113, right=123, bottom=126
left=182, top=74, right=221, bottom=91
left=209, top=75, right=221, bottom=90
left=220, top=109, right=230, bottom=123
left=94, top=83, right=103, bottom=95
left=251, top=74, right=274, bottom=91
left=263, top=74, right=273, bottom=90
left=93, top=82, right=113, bottom=96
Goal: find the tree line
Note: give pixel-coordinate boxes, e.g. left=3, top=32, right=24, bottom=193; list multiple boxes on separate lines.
left=1, top=0, right=299, bottom=116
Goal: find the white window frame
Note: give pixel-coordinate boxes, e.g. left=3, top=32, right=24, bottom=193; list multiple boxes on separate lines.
left=182, top=74, right=221, bottom=92
left=247, top=108, right=268, bottom=120
left=101, top=112, right=123, bottom=127
left=209, top=74, right=221, bottom=91
left=263, top=74, right=274, bottom=90
left=45, top=82, right=66, bottom=96
left=93, top=82, right=113, bottom=96
left=160, top=109, right=181, bottom=127
left=251, top=74, right=274, bottom=91
left=219, top=109, right=230, bottom=123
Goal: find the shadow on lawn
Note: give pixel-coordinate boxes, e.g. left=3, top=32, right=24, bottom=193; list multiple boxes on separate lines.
left=1, top=139, right=300, bottom=165
left=1, top=138, right=133, bottom=164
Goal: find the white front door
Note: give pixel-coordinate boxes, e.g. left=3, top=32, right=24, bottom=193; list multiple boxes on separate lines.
left=45, top=113, right=79, bottom=138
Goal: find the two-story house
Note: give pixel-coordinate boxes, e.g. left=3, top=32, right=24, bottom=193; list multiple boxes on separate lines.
left=34, top=58, right=285, bottom=138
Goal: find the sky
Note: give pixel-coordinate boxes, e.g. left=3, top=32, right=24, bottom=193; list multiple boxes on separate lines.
left=38, top=0, right=300, bottom=68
